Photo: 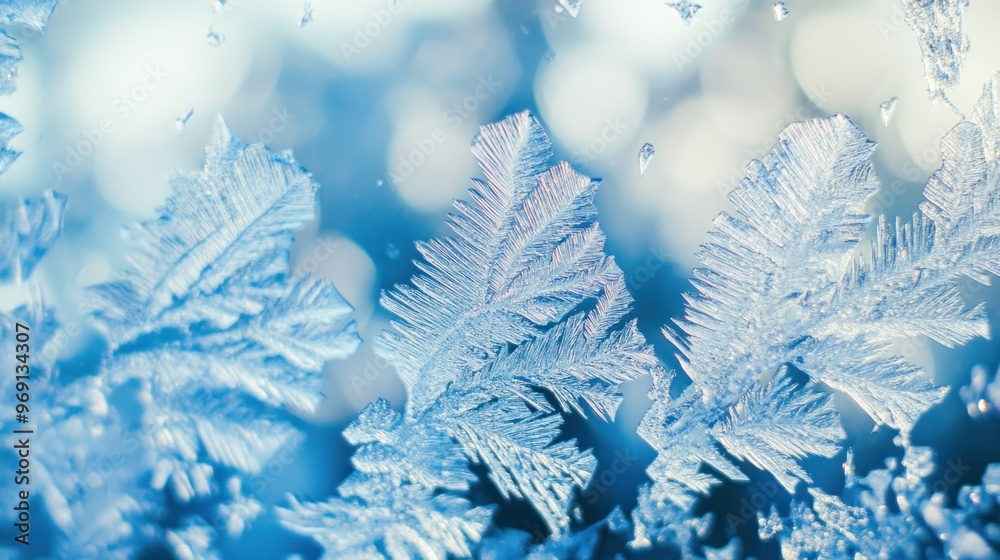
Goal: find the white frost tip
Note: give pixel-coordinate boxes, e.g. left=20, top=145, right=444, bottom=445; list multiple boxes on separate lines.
left=556, top=0, right=581, bottom=18
left=772, top=1, right=789, bottom=22
left=207, top=26, right=225, bottom=47
left=665, top=0, right=701, bottom=25
left=175, top=108, right=194, bottom=135
left=638, top=143, right=655, bottom=177
left=299, top=1, right=313, bottom=28
left=880, top=96, right=899, bottom=127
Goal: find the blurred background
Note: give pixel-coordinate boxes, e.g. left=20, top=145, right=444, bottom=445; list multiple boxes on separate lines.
left=2, top=0, right=1000, bottom=557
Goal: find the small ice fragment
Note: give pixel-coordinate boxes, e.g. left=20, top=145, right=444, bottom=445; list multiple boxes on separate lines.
left=207, top=26, right=225, bottom=47
left=880, top=96, right=899, bottom=126
left=544, top=50, right=556, bottom=62
left=607, top=506, right=629, bottom=533
left=175, top=108, right=194, bottom=135
left=757, top=506, right=784, bottom=540
left=375, top=179, right=384, bottom=187
left=772, top=2, right=789, bottom=22
left=299, top=2, right=313, bottom=28
left=556, top=0, right=581, bottom=18
left=638, top=143, right=655, bottom=177
left=386, top=243, right=400, bottom=260
left=665, top=1, right=701, bottom=25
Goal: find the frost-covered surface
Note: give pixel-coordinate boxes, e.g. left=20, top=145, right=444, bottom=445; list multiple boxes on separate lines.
left=632, top=72, right=1000, bottom=554
left=279, top=111, right=660, bottom=558
left=0, top=189, right=65, bottom=282
left=902, top=0, right=970, bottom=111
left=766, top=448, right=1000, bottom=559
left=0, top=0, right=58, bottom=169
left=26, top=118, right=359, bottom=558
left=0, top=0, right=57, bottom=94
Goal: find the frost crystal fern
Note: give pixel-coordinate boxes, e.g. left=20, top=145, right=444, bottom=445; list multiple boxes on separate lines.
left=280, top=111, right=659, bottom=558
left=31, top=117, right=359, bottom=559
left=764, top=72, right=1000, bottom=560
left=633, top=72, right=1000, bottom=550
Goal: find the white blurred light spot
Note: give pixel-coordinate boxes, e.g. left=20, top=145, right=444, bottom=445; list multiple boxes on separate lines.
left=386, top=87, right=479, bottom=213
left=535, top=47, right=648, bottom=155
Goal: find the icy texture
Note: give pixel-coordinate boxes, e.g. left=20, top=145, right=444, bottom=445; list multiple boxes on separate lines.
left=175, top=107, right=193, bottom=134
left=207, top=26, right=224, bottom=47
left=479, top=518, right=608, bottom=560
left=0, top=189, right=66, bottom=282
left=0, top=31, right=22, bottom=96
left=961, top=365, right=1000, bottom=418
left=0, top=0, right=58, bottom=94
left=0, top=299, right=58, bottom=432
left=902, top=0, right=969, bottom=111
left=768, top=447, right=1000, bottom=558
left=638, top=142, right=655, bottom=177
left=632, top=72, right=1000, bottom=548
left=665, top=1, right=701, bottom=25
left=880, top=96, right=898, bottom=126
left=299, top=1, right=313, bottom=28
left=279, top=111, right=659, bottom=558
left=33, top=118, right=359, bottom=558
left=772, top=2, right=788, bottom=22
left=0, top=0, right=59, bottom=30
left=0, top=1, right=58, bottom=189
left=167, top=521, right=220, bottom=560
left=556, top=0, right=581, bottom=18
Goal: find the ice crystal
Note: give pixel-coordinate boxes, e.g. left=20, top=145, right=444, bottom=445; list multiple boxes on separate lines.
left=772, top=2, right=789, bottom=22
left=880, top=96, right=898, bottom=126
left=902, top=0, right=969, bottom=112
left=279, top=111, right=659, bottom=558
left=176, top=107, right=194, bottom=134
left=32, top=117, right=359, bottom=557
left=633, top=72, right=1000, bottom=550
left=638, top=142, right=655, bottom=177
left=299, top=1, right=313, bottom=28
left=0, top=1, right=58, bottom=194
left=207, top=25, right=225, bottom=47
left=556, top=0, right=581, bottom=18
left=0, top=190, right=66, bottom=283
left=665, top=1, right=701, bottom=25
left=768, top=447, right=1000, bottom=558
left=167, top=521, right=219, bottom=560
left=479, top=518, right=608, bottom=560
left=0, top=0, right=58, bottom=94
